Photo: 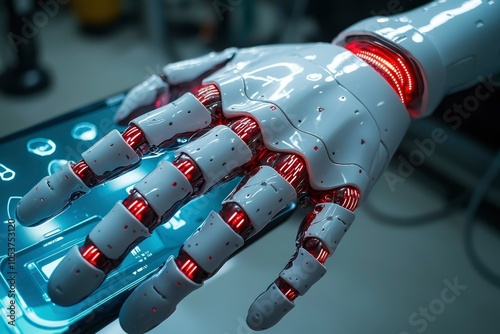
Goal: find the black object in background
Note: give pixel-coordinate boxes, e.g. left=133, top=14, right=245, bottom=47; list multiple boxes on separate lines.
left=0, top=0, right=51, bottom=95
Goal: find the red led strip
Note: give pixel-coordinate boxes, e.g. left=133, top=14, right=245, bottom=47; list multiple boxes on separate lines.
left=276, top=277, right=299, bottom=301
left=230, top=117, right=261, bottom=144
left=339, top=187, right=360, bottom=212
left=175, top=249, right=209, bottom=284
left=71, top=160, right=98, bottom=187
left=194, top=84, right=225, bottom=125
left=194, top=84, right=221, bottom=107
left=122, top=191, right=159, bottom=231
left=172, top=154, right=204, bottom=186
left=122, top=124, right=148, bottom=150
left=303, top=238, right=330, bottom=264
left=220, top=202, right=254, bottom=238
left=274, top=154, right=307, bottom=193
left=79, top=239, right=113, bottom=273
left=344, top=40, right=418, bottom=108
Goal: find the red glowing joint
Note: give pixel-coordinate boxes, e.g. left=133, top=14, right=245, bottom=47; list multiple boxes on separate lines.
left=125, top=198, right=148, bottom=220
left=122, top=191, right=159, bottom=231
left=344, top=40, right=418, bottom=108
left=220, top=202, right=254, bottom=238
left=230, top=117, right=260, bottom=144
left=71, top=160, right=98, bottom=187
left=275, top=154, right=307, bottom=192
left=122, top=125, right=148, bottom=151
left=175, top=250, right=209, bottom=283
left=194, top=84, right=221, bottom=107
left=79, top=240, right=110, bottom=271
left=276, top=277, right=299, bottom=301
left=303, top=238, right=331, bottom=264
left=172, top=154, right=203, bottom=186
left=81, top=244, right=101, bottom=265
left=338, top=187, right=360, bottom=212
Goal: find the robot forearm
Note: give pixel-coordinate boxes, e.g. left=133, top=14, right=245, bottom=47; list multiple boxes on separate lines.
left=335, top=0, right=500, bottom=117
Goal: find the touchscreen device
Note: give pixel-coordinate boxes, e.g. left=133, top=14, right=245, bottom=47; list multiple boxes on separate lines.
left=0, top=93, right=295, bottom=333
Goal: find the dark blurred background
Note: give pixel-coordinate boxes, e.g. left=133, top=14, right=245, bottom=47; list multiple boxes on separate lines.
left=0, top=1, right=499, bottom=333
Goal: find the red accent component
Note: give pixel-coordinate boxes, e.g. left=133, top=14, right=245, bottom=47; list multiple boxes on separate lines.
left=172, top=154, right=204, bottom=187
left=194, top=84, right=225, bottom=125
left=175, top=249, right=209, bottom=283
left=122, top=125, right=148, bottom=151
left=220, top=202, right=254, bottom=238
left=274, top=154, right=307, bottom=193
left=309, top=186, right=360, bottom=211
left=303, top=238, right=330, bottom=264
left=344, top=40, right=418, bottom=108
left=297, top=186, right=360, bottom=263
left=230, top=117, right=260, bottom=144
left=71, top=160, right=98, bottom=187
left=71, top=125, right=148, bottom=187
left=122, top=191, right=159, bottom=231
left=337, top=186, right=360, bottom=212
left=275, top=277, right=299, bottom=301
left=194, top=84, right=221, bottom=106
left=79, top=239, right=112, bottom=273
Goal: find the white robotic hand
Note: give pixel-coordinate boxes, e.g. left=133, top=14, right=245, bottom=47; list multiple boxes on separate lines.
left=15, top=1, right=500, bottom=333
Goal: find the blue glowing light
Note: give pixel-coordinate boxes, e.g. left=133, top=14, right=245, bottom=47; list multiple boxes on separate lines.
left=27, top=138, right=57, bottom=156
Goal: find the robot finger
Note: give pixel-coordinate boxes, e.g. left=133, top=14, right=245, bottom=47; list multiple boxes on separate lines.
left=119, top=165, right=297, bottom=334
left=46, top=124, right=254, bottom=306
left=114, top=74, right=169, bottom=125
left=114, top=48, right=237, bottom=125
left=246, top=202, right=356, bottom=330
left=46, top=160, right=192, bottom=306
left=16, top=91, right=213, bottom=227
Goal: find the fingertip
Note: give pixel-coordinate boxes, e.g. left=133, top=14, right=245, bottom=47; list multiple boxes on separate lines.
left=113, top=107, right=129, bottom=125
left=119, top=278, right=175, bottom=334
left=16, top=163, right=89, bottom=227
left=246, top=283, right=295, bottom=331
left=47, top=246, right=106, bottom=306
left=115, top=74, right=168, bottom=125
left=16, top=177, right=63, bottom=227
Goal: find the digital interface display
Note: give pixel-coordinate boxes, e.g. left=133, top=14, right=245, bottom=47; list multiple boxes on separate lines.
left=0, top=93, right=294, bottom=333
left=40, top=257, right=64, bottom=280
left=0, top=162, right=15, bottom=181
left=0, top=94, right=208, bottom=332
left=26, top=138, right=57, bottom=156
left=71, top=122, right=98, bottom=141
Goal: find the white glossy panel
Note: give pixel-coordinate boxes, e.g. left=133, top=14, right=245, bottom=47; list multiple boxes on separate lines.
left=82, top=129, right=140, bottom=176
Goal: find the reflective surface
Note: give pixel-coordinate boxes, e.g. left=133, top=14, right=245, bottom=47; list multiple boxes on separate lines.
left=0, top=95, right=242, bottom=333
left=71, top=122, right=98, bottom=141
left=27, top=138, right=57, bottom=156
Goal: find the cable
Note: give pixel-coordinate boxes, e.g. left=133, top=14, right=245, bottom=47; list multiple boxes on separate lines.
left=464, top=149, right=500, bottom=288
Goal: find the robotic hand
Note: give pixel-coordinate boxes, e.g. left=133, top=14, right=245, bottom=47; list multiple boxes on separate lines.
left=15, top=1, right=500, bottom=333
